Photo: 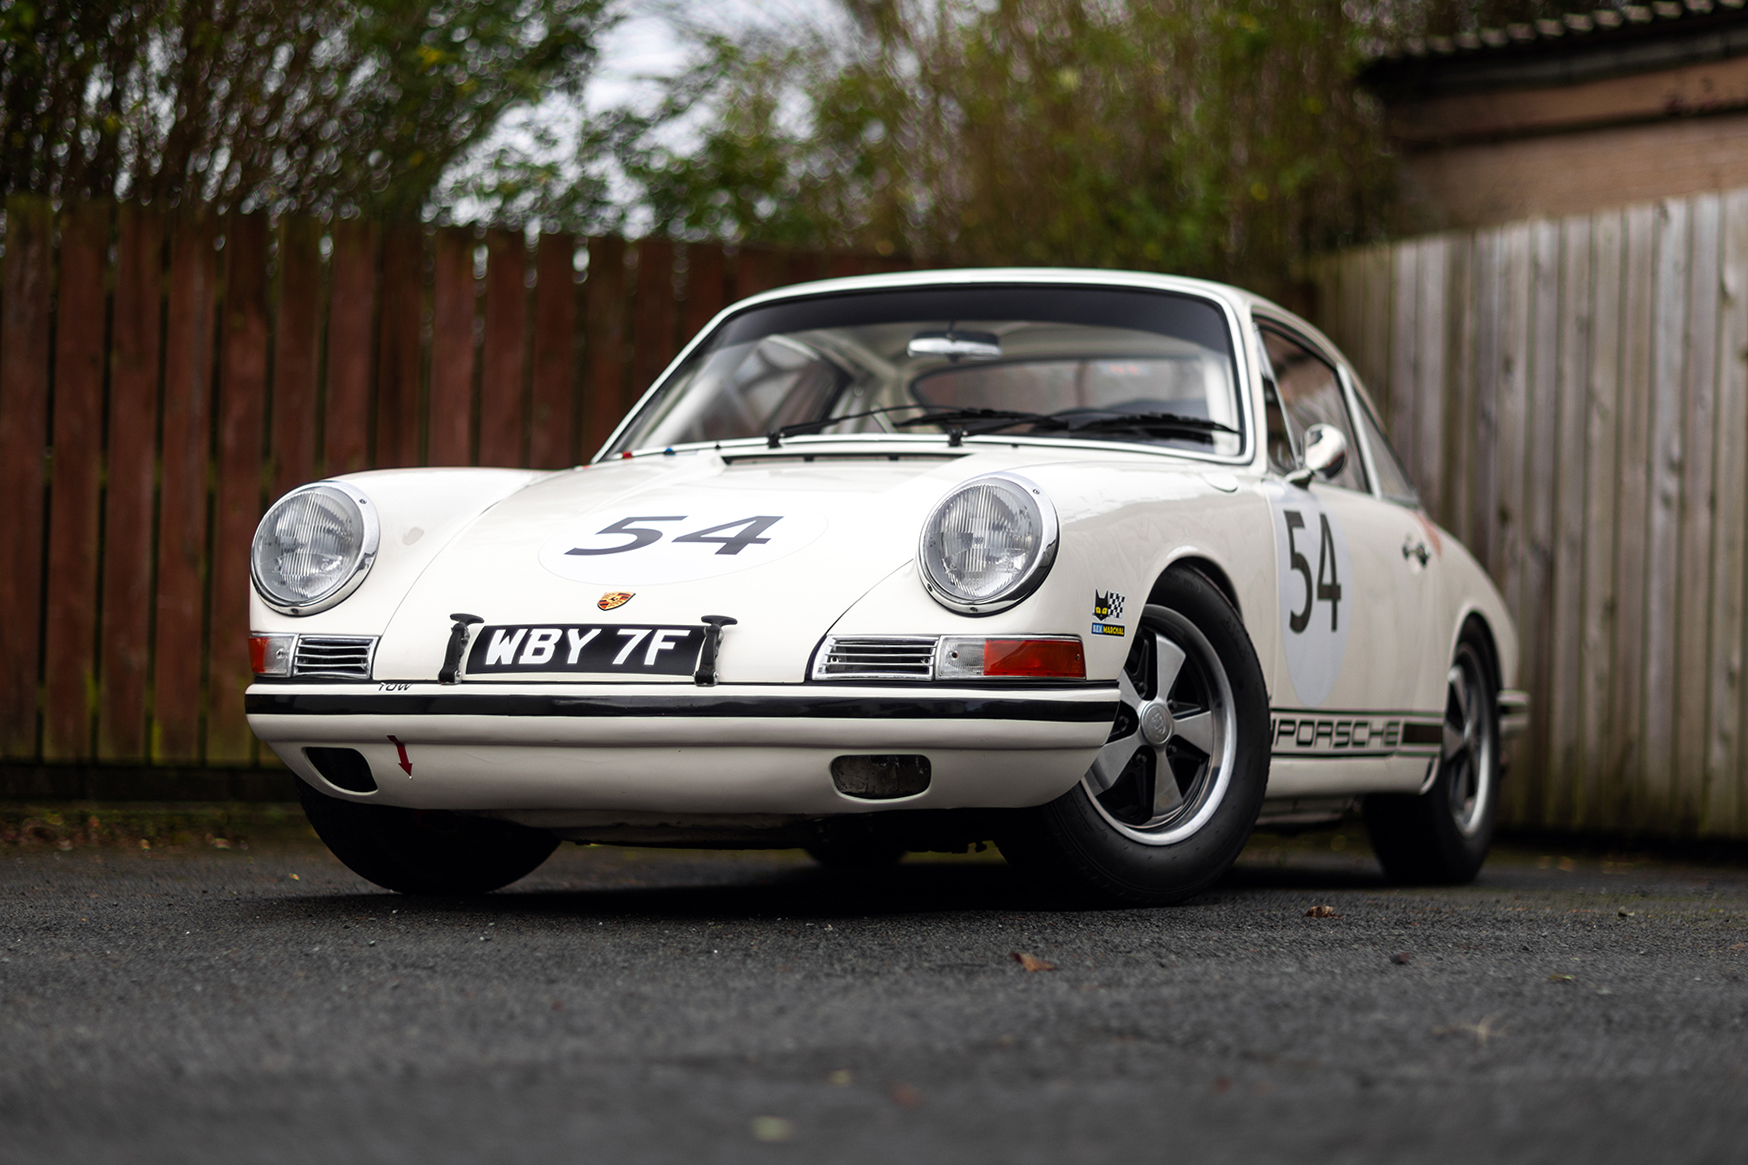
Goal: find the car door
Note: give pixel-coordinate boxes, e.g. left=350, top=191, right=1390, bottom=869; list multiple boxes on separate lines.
left=1340, top=366, right=1446, bottom=716
left=1256, top=321, right=1420, bottom=723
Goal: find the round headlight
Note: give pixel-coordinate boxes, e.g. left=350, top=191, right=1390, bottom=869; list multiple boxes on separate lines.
left=918, top=473, right=1059, bottom=615
left=250, top=482, right=379, bottom=615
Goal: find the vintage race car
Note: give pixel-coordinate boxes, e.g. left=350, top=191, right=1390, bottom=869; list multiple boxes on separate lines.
left=245, top=268, right=1527, bottom=903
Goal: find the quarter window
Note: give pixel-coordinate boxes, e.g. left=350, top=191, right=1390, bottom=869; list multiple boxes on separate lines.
left=1258, top=325, right=1368, bottom=493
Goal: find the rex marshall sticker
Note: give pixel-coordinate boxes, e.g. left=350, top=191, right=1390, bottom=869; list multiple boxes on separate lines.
left=1270, top=711, right=1443, bottom=757
left=1091, top=590, right=1127, bottom=637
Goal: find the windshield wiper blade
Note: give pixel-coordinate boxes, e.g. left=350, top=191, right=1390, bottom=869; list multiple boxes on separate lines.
left=891, top=407, right=1060, bottom=444
left=766, top=404, right=928, bottom=447
left=1057, top=411, right=1239, bottom=441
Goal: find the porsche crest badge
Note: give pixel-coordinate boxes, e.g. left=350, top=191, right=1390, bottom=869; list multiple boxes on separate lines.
left=597, top=592, right=634, bottom=611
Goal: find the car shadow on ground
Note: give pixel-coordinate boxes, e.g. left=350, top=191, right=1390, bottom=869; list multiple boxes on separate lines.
left=247, top=845, right=1398, bottom=924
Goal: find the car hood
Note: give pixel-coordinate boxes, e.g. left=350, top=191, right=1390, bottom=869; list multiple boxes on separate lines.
left=371, top=447, right=997, bottom=683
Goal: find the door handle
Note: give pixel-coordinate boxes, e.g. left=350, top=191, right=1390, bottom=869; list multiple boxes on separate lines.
left=1401, top=537, right=1430, bottom=566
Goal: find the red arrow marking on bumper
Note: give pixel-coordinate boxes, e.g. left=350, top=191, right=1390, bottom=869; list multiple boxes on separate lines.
left=387, top=735, right=412, bottom=776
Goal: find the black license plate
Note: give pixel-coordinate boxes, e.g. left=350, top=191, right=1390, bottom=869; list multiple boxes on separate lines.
left=466, top=624, right=705, bottom=676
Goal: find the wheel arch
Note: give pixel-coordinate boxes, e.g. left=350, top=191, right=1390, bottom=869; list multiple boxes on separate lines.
left=1155, top=554, right=1242, bottom=622
left=1457, top=610, right=1503, bottom=696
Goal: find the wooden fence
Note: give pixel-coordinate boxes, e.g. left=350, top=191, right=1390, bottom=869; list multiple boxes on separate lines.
left=0, top=195, right=900, bottom=772
left=1309, top=188, right=1748, bottom=839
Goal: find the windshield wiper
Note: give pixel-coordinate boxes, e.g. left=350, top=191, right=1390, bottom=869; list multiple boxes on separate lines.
left=1056, top=411, right=1239, bottom=442
left=766, top=404, right=929, bottom=447
left=892, top=407, right=1058, bottom=445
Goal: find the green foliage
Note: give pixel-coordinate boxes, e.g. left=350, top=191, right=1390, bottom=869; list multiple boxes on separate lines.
left=0, top=0, right=610, bottom=218
left=592, top=0, right=1586, bottom=288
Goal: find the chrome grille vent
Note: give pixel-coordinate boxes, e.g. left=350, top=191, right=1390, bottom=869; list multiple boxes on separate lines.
left=813, top=636, right=937, bottom=681
left=292, top=636, right=377, bottom=680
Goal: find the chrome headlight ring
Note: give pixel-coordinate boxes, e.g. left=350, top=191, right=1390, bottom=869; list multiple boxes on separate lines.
left=250, top=480, right=380, bottom=616
left=917, top=472, right=1060, bottom=616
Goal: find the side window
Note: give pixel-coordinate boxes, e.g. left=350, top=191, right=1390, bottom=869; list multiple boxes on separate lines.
left=1259, top=325, right=1368, bottom=493
left=1257, top=328, right=1298, bottom=474
left=1351, top=385, right=1420, bottom=505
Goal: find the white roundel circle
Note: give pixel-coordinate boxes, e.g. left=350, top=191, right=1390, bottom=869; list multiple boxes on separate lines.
left=1268, top=487, right=1352, bottom=708
left=539, top=506, right=830, bottom=585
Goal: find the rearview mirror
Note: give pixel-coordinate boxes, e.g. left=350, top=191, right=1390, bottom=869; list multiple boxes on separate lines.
left=1289, top=424, right=1347, bottom=488
left=907, top=330, right=1001, bottom=361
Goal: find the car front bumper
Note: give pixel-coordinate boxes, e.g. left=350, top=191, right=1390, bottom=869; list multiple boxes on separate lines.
left=246, top=682, right=1119, bottom=817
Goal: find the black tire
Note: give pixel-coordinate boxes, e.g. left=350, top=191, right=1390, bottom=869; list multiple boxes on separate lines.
left=296, top=779, right=559, bottom=895
left=997, top=568, right=1271, bottom=906
left=804, top=839, right=907, bottom=868
left=1363, top=634, right=1499, bottom=885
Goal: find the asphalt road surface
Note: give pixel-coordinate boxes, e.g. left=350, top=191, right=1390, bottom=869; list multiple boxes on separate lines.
left=3, top=822, right=1747, bottom=1164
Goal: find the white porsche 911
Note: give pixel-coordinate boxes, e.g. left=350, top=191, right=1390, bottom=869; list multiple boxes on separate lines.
left=246, top=268, right=1526, bottom=904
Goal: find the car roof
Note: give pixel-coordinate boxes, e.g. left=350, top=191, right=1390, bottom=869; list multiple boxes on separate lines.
left=720, top=265, right=1347, bottom=371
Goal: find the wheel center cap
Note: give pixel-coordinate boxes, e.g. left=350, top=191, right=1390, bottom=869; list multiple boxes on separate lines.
left=1141, top=702, right=1173, bottom=745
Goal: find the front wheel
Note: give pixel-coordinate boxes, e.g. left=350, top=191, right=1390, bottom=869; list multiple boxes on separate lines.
left=997, top=569, right=1271, bottom=906
left=1363, top=636, right=1499, bottom=884
left=297, top=780, right=559, bottom=895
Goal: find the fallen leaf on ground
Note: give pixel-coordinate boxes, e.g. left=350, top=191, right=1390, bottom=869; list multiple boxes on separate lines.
left=1305, top=905, right=1340, bottom=918
left=1548, top=974, right=1575, bottom=982
left=1730, top=942, right=1746, bottom=950
left=890, top=1081, right=923, bottom=1109
left=827, top=1069, right=852, bottom=1086
left=1391, top=952, right=1412, bottom=965
left=1433, top=1015, right=1505, bottom=1048
left=750, top=1116, right=795, bottom=1142
left=1011, top=951, right=1056, bottom=972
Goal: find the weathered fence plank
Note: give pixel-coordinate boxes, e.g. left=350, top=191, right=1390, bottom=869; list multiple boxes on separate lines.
left=1517, top=219, right=1561, bottom=826
left=527, top=233, right=576, bottom=469
left=0, top=195, right=54, bottom=758
left=324, top=219, right=376, bottom=477
left=41, top=201, right=110, bottom=761
left=1414, top=238, right=1448, bottom=516
left=271, top=216, right=323, bottom=500
left=1547, top=214, right=1592, bottom=825
left=1641, top=199, right=1690, bottom=821
left=1676, top=194, right=1722, bottom=831
left=99, top=203, right=163, bottom=762
left=633, top=239, right=678, bottom=398
left=153, top=210, right=218, bottom=763
left=1608, top=203, right=1658, bottom=829
left=428, top=226, right=477, bottom=467
left=583, top=235, right=628, bottom=455
left=684, top=242, right=728, bottom=340
left=375, top=223, right=424, bottom=469
left=1708, top=191, right=1748, bottom=837
left=209, top=212, right=271, bottom=765
left=1579, top=209, right=1625, bottom=829
left=479, top=228, right=528, bottom=467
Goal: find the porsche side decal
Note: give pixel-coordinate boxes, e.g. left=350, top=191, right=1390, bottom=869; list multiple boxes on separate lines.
left=1269, top=708, right=1442, bottom=757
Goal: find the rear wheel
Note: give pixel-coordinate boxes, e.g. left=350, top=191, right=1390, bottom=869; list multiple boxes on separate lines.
left=296, top=780, right=559, bottom=895
left=1363, top=636, right=1498, bottom=884
left=998, top=569, right=1270, bottom=905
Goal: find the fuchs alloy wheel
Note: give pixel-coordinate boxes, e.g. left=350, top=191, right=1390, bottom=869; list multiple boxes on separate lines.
left=998, top=569, right=1270, bottom=905
left=1363, top=635, right=1499, bottom=884
left=296, top=779, right=559, bottom=895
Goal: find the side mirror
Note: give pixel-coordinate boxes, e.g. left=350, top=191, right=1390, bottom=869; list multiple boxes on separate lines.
left=1288, top=424, right=1347, bottom=488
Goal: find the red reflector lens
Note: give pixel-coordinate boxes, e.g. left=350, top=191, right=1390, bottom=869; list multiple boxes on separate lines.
left=249, top=635, right=272, bottom=674
left=982, top=638, right=1086, bottom=678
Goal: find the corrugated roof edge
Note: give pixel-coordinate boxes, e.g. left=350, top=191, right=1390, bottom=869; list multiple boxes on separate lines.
left=1360, top=0, right=1748, bottom=91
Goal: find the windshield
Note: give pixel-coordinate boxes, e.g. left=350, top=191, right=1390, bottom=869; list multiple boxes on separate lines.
left=606, top=286, right=1244, bottom=458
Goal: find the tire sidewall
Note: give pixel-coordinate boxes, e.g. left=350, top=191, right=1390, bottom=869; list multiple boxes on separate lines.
left=1026, top=569, right=1271, bottom=904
